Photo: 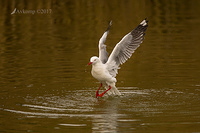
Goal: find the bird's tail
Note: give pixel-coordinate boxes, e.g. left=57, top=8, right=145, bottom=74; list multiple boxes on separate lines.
left=105, top=83, right=121, bottom=96
left=111, top=86, right=121, bottom=95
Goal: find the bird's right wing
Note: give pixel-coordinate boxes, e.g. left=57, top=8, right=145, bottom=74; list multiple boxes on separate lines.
left=98, top=21, right=112, bottom=64
left=106, top=18, right=148, bottom=77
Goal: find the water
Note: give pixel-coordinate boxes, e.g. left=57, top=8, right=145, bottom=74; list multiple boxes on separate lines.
left=0, top=0, right=200, bottom=132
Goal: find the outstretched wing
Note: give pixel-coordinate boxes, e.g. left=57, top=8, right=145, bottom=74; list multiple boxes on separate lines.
left=99, top=21, right=112, bottom=64
left=106, top=18, right=148, bottom=77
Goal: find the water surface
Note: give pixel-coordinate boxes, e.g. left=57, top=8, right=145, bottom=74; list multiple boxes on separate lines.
left=0, top=0, right=200, bottom=132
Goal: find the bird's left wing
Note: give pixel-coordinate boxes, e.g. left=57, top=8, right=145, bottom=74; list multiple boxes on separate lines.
left=98, top=21, right=112, bottom=64
left=106, top=18, right=148, bottom=77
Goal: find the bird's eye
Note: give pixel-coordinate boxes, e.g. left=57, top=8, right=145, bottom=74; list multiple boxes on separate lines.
left=94, top=59, right=96, bottom=61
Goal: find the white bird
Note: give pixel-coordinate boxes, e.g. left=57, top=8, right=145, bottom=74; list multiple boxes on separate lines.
left=88, top=18, right=148, bottom=98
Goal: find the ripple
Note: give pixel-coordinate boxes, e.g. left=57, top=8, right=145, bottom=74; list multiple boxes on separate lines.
left=59, top=123, right=87, bottom=126
left=117, top=119, right=140, bottom=122
left=3, top=108, right=91, bottom=118
left=22, top=104, right=91, bottom=112
left=3, top=108, right=125, bottom=118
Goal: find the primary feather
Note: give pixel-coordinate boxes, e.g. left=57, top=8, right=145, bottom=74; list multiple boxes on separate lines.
left=106, top=18, right=148, bottom=77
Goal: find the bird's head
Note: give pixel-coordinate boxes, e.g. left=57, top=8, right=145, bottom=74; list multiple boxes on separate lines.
left=88, top=56, right=99, bottom=65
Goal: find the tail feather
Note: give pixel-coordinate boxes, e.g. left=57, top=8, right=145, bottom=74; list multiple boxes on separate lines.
left=112, top=86, right=121, bottom=95
left=104, top=84, right=121, bottom=96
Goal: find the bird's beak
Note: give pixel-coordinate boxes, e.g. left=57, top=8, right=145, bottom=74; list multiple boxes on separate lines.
left=88, top=62, right=92, bottom=66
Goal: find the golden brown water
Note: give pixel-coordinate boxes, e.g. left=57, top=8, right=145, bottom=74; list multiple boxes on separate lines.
left=0, top=0, right=200, bottom=132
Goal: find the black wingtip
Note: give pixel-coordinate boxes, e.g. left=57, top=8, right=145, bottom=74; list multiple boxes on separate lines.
left=144, top=18, right=149, bottom=25
left=106, top=20, right=112, bottom=32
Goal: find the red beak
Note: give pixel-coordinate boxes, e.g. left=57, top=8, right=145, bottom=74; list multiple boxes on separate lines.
left=88, top=62, right=92, bottom=66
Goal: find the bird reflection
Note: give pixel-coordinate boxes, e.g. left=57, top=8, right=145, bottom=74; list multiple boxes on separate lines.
left=92, top=97, right=121, bottom=133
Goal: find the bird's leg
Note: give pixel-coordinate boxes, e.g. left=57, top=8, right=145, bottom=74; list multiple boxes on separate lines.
left=98, top=86, right=111, bottom=97
left=96, top=83, right=102, bottom=98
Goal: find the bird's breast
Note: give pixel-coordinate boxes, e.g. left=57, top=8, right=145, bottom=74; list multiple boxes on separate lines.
left=91, top=64, right=107, bottom=81
left=91, top=67, right=102, bottom=77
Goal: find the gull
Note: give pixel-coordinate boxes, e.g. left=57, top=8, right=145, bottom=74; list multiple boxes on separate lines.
left=88, top=18, right=148, bottom=98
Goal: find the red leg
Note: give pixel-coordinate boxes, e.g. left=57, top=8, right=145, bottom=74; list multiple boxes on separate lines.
left=98, top=86, right=111, bottom=97
left=96, top=83, right=102, bottom=98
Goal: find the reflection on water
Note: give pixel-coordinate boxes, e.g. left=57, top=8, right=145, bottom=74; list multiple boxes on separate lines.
left=2, top=87, right=200, bottom=132
left=0, top=0, right=200, bottom=132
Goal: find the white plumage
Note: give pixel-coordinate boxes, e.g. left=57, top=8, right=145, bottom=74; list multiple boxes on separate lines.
left=88, top=18, right=148, bottom=98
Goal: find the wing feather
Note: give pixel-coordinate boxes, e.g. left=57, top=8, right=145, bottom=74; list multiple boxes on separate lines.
left=106, top=18, right=149, bottom=77
left=98, top=21, right=112, bottom=64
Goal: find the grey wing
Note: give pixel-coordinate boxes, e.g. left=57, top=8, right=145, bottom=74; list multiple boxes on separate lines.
left=99, top=21, right=112, bottom=64
left=106, top=18, right=148, bottom=77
